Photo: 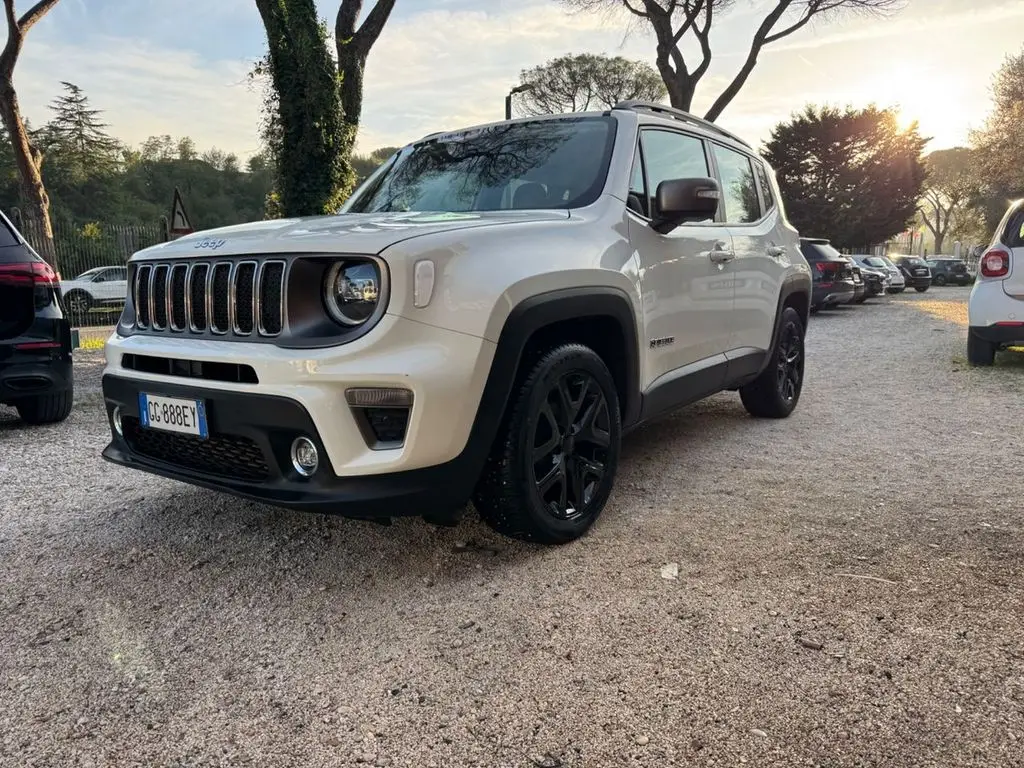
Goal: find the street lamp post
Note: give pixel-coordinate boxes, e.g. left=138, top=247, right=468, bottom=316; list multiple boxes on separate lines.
left=505, top=84, right=533, bottom=120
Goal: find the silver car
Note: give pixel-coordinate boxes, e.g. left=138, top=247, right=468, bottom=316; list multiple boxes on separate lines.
left=850, top=254, right=905, bottom=293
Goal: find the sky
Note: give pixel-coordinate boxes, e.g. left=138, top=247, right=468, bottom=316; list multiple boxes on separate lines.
left=14, top=0, right=1024, bottom=162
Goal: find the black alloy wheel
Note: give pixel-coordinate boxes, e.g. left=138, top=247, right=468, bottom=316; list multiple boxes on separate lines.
left=739, top=306, right=805, bottom=419
left=530, top=370, right=612, bottom=521
left=473, top=343, right=622, bottom=544
left=776, top=319, right=803, bottom=407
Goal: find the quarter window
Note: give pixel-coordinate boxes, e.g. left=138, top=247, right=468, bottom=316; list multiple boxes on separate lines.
left=753, top=160, right=775, bottom=213
left=711, top=144, right=761, bottom=224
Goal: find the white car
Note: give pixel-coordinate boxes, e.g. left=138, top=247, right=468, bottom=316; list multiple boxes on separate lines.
left=60, top=265, right=128, bottom=317
left=98, top=102, right=812, bottom=544
left=967, top=198, right=1024, bottom=366
left=851, top=255, right=905, bottom=293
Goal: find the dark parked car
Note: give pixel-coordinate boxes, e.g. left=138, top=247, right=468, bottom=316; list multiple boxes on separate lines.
left=0, top=211, right=74, bottom=425
left=799, top=237, right=856, bottom=312
left=926, top=257, right=972, bottom=286
left=848, top=256, right=889, bottom=299
left=848, top=258, right=867, bottom=303
left=893, top=256, right=932, bottom=292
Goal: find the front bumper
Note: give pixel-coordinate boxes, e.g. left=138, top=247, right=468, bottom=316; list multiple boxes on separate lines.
left=101, top=374, right=474, bottom=519
left=101, top=313, right=495, bottom=478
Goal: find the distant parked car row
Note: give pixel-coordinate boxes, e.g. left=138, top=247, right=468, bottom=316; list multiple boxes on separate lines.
left=799, top=238, right=978, bottom=314
left=800, top=238, right=897, bottom=312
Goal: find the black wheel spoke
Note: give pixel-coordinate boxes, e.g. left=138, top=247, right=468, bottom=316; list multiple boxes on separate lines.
left=537, top=462, right=564, bottom=496
left=533, top=402, right=560, bottom=461
left=575, top=390, right=610, bottom=448
left=568, top=457, right=586, bottom=511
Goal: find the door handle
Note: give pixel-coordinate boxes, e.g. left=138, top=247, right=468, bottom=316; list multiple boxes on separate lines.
left=767, top=244, right=786, bottom=258
left=709, top=248, right=735, bottom=264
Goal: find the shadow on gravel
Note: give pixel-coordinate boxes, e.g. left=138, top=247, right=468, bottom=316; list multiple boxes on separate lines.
left=59, top=394, right=760, bottom=591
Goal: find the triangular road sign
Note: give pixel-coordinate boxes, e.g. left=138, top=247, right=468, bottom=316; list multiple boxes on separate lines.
left=169, top=187, right=194, bottom=238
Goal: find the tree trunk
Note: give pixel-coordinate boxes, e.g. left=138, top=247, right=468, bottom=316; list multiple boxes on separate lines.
left=934, top=232, right=945, bottom=254
left=0, top=80, right=54, bottom=264
left=335, top=43, right=364, bottom=156
left=655, top=56, right=695, bottom=111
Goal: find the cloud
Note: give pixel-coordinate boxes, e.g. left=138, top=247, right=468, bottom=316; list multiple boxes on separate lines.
left=10, top=0, right=1020, bottom=163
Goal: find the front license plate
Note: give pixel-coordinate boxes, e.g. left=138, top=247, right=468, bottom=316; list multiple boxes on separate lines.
left=138, top=393, right=208, bottom=438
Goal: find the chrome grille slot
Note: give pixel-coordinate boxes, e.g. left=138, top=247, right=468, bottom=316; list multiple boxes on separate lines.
left=189, top=264, right=209, bottom=331
left=130, top=257, right=286, bottom=340
left=135, top=265, right=152, bottom=327
left=169, top=264, right=188, bottom=331
left=210, top=263, right=232, bottom=334
left=233, top=261, right=257, bottom=335
left=151, top=265, right=169, bottom=330
left=258, top=261, right=285, bottom=336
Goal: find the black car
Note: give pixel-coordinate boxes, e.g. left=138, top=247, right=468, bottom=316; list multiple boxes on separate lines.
left=799, top=237, right=856, bottom=311
left=848, top=255, right=889, bottom=299
left=848, top=259, right=867, bottom=303
left=0, top=211, right=74, bottom=424
left=926, top=257, right=972, bottom=286
left=893, top=256, right=932, bottom=292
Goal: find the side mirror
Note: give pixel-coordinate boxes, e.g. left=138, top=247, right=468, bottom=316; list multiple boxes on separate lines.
left=651, top=177, right=720, bottom=234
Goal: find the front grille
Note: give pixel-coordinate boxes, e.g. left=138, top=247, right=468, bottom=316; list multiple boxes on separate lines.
left=132, top=258, right=285, bottom=338
left=122, top=415, right=270, bottom=482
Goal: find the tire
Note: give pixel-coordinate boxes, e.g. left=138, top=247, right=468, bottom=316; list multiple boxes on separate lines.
left=934, top=275, right=947, bottom=286
left=915, top=285, right=929, bottom=293
left=967, top=333, right=996, bottom=367
left=64, top=291, right=93, bottom=319
left=15, top=388, right=74, bottom=425
left=473, top=343, right=622, bottom=544
left=739, top=306, right=805, bottom=419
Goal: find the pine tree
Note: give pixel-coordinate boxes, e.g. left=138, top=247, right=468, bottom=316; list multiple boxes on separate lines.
left=44, top=82, right=121, bottom=179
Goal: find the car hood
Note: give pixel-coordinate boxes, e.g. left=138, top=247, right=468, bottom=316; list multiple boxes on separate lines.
left=130, top=210, right=571, bottom=261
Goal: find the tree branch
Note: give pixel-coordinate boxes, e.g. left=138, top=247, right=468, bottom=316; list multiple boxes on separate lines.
left=337, top=0, right=396, bottom=59
left=704, top=0, right=793, bottom=121
left=18, top=0, right=60, bottom=32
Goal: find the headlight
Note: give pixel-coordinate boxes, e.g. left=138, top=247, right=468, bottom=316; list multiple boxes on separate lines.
left=323, top=259, right=383, bottom=326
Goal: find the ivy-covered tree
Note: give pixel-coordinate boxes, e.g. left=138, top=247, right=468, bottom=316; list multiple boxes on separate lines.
left=254, top=0, right=350, bottom=217
left=334, top=0, right=397, bottom=160
left=762, top=104, right=928, bottom=249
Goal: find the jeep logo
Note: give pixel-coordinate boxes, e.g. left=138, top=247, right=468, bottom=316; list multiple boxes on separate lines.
left=194, top=239, right=227, bottom=251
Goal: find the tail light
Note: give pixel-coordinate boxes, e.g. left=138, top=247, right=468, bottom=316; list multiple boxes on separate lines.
left=980, top=248, right=1010, bottom=278
left=0, top=261, right=60, bottom=286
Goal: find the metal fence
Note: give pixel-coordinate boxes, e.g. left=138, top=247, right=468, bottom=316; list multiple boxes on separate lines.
left=9, top=211, right=168, bottom=328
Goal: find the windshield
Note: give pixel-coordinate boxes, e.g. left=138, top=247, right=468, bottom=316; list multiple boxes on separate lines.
left=864, top=257, right=888, bottom=268
left=345, top=116, right=617, bottom=214
left=905, top=257, right=926, bottom=266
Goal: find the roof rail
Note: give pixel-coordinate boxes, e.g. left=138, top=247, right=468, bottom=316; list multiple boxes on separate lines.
left=611, top=100, right=752, bottom=149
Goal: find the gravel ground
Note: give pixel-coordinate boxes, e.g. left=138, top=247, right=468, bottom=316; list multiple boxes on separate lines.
left=1, top=289, right=1022, bottom=768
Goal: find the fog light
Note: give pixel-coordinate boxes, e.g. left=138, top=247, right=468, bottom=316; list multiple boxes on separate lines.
left=112, top=406, right=123, bottom=436
left=345, top=387, right=413, bottom=408
left=290, top=436, right=319, bottom=477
